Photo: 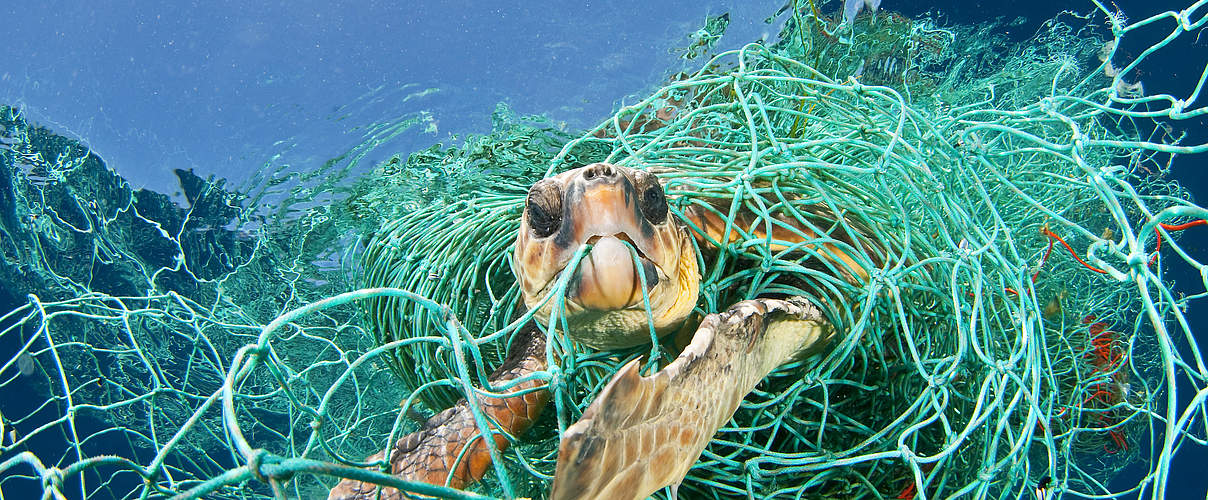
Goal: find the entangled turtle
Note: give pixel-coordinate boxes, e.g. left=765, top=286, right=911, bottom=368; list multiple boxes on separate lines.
left=331, top=162, right=874, bottom=500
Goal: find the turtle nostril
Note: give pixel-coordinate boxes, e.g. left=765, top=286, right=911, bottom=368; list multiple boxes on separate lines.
left=583, top=163, right=617, bottom=181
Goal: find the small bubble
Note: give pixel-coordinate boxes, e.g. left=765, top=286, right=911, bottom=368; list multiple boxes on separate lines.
left=17, top=351, right=35, bottom=377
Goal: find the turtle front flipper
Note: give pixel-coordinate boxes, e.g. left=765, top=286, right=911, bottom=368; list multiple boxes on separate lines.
left=550, top=297, right=833, bottom=500
left=329, top=324, right=550, bottom=500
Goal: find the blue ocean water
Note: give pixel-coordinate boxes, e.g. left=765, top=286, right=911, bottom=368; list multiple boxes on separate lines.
left=1, top=0, right=1205, bottom=498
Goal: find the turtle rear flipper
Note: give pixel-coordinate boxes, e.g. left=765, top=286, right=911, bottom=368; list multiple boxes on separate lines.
left=551, top=297, right=833, bottom=500
left=329, top=324, right=550, bottom=500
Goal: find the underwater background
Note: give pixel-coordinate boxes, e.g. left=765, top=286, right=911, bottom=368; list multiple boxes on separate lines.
left=2, top=0, right=1207, bottom=498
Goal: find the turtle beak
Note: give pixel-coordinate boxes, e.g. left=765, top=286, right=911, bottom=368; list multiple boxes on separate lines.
left=560, top=164, right=662, bottom=311
left=568, top=235, right=659, bottom=311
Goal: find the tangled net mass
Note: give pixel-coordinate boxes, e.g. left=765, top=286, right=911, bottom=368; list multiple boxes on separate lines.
left=2, top=2, right=1207, bottom=499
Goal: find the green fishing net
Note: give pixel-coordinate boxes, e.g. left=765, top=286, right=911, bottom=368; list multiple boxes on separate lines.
left=3, top=2, right=1208, bottom=499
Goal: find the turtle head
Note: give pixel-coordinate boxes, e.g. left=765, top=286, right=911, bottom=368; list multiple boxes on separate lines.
left=513, top=163, right=699, bottom=349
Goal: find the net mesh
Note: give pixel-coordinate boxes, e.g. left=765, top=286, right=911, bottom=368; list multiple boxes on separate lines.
left=2, top=2, right=1208, bottom=499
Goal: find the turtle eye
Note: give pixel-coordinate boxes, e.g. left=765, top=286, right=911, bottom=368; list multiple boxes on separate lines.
left=526, top=180, right=563, bottom=238
left=638, top=175, right=668, bottom=225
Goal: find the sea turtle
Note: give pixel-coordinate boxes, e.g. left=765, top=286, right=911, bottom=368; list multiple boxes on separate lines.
left=330, top=162, right=872, bottom=500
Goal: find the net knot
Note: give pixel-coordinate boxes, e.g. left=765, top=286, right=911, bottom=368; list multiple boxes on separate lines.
left=759, top=255, right=774, bottom=272
left=247, top=448, right=274, bottom=483
left=1126, top=252, right=1148, bottom=270
left=547, top=365, right=562, bottom=393
left=1096, top=165, right=1123, bottom=181
left=978, top=467, right=996, bottom=482
left=41, top=466, right=64, bottom=491
left=1178, top=8, right=1193, bottom=30
left=865, top=268, right=892, bottom=294
left=1040, top=97, right=1056, bottom=112
left=926, top=375, right=943, bottom=388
